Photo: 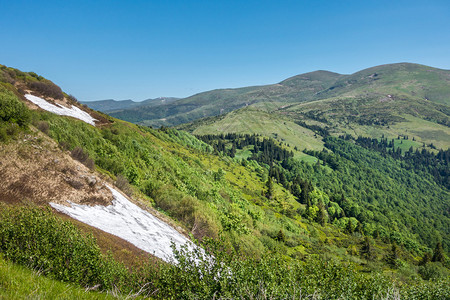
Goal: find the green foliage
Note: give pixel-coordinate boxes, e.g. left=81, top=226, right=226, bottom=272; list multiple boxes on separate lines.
left=265, top=176, right=274, bottom=199
left=0, top=255, right=115, bottom=299
left=418, top=262, right=450, bottom=281
left=0, top=86, right=30, bottom=127
left=151, top=238, right=448, bottom=299
left=1, top=205, right=448, bottom=299
left=0, top=205, right=132, bottom=291
left=385, top=243, right=400, bottom=268
left=300, top=137, right=449, bottom=252
left=432, top=242, right=446, bottom=263
left=360, top=236, right=375, bottom=261
left=1, top=62, right=449, bottom=297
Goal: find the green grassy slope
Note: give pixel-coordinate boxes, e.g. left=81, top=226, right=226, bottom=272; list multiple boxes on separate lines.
left=182, top=107, right=324, bottom=151
left=283, top=92, right=450, bottom=149
left=0, top=256, right=116, bottom=300
left=176, top=64, right=449, bottom=153
left=314, top=63, right=450, bottom=106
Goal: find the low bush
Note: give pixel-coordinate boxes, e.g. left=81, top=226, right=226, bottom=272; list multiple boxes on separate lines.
left=115, top=174, right=133, bottom=196
left=0, top=87, right=30, bottom=126
left=153, top=185, right=220, bottom=240
left=36, top=120, right=50, bottom=134
left=71, top=146, right=95, bottom=170
left=0, top=205, right=132, bottom=290
left=67, top=94, right=79, bottom=105
left=418, top=262, right=449, bottom=280
left=152, top=238, right=428, bottom=300
left=28, top=80, right=64, bottom=100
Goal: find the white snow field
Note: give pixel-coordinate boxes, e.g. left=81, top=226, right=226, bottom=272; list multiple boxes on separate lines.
left=25, top=94, right=97, bottom=126
left=50, top=186, right=196, bottom=262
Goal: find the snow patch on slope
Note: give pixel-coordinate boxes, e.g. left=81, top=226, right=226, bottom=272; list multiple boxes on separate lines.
left=50, top=186, right=195, bottom=262
left=25, top=94, right=97, bottom=126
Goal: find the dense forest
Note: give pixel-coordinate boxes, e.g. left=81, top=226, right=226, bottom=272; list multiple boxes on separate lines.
left=197, top=134, right=450, bottom=253
left=352, top=135, right=449, bottom=189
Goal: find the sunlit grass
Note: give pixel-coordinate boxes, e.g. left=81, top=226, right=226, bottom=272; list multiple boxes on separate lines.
left=0, top=256, right=116, bottom=300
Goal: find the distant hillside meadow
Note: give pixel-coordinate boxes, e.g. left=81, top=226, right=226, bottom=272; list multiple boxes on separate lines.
left=0, top=63, right=449, bottom=299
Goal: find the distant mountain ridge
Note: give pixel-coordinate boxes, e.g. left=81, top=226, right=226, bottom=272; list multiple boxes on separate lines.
left=101, top=63, right=450, bottom=127
left=81, top=97, right=179, bottom=113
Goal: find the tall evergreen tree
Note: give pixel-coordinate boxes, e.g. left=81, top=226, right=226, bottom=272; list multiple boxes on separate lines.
left=432, top=242, right=445, bottom=262
left=419, top=252, right=432, bottom=266
left=386, top=243, right=399, bottom=268
left=360, top=236, right=374, bottom=261
left=316, top=202, right=327, bottom=226
left=345, top=220, right=354, bottom=234
left=265, top=176, right=274, bottom=200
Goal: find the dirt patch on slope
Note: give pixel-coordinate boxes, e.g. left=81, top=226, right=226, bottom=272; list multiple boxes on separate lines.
left=0, top=130, right=113, bottom=206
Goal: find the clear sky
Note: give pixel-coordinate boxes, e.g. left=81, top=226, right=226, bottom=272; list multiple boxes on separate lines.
left=1, top=0, right=449, bottom=101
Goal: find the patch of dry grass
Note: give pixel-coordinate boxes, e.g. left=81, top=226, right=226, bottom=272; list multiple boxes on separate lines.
left=0, top=130, right=113, bottom=206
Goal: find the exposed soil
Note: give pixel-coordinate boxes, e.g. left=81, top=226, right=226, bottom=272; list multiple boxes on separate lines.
left=0, top=129, right=113, bottom=206
left=0, top=130, right=157, bottom=266
left=0, top=129, right=185, bottom=266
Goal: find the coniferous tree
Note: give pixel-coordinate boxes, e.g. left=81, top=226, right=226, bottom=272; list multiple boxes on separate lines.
left=356, top=222, right=363, bottom=234
left=299, top=181, right=311, bottom=205
left=230, top=142, right=236, bottom=158
left=265, top=176, right=274, bottom=200
left=386, top=243, right=399, bottom=268
left=276, top=229, right=286, bottom=242
left=360, top=236, right=374, bottom=261
left=345, top=220, right=354, bottom=234
left=420, top=252, right=432, bottom=266
left=316, top=202, right=327, bottom=226
left=432, top=242, right=445, bottom=262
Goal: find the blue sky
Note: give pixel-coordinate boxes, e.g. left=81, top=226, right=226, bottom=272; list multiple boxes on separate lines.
left=1, top=0, right=449, bottom=101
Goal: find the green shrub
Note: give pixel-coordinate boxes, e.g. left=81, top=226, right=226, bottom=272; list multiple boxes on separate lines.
left=35, top=120, right=50, bottom=134
left=0, top=87, right=30, bottom=126
left=418, top=262, right=449, bottom=280
left=0, top=127, right=7, bottom=142
left=27, top=80, right=64, bottom=99
left=71, top=146, right=95, bottom=170
left=0, top=205, right=131, bottom=291
left=152, top=238, right=396, bottom=299
left=153, top=185, right=220, bottom=240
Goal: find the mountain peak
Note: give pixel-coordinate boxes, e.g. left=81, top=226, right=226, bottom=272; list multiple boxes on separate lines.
left=280, top=70, right=343, bottom=87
